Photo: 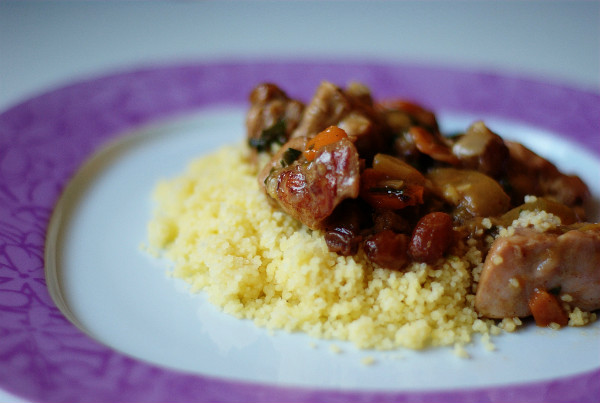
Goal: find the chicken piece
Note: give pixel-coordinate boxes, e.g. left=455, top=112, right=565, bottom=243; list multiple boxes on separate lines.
left=505, top=141, right=590, bottom=214
left=291, top=81, right=390, bottom=159
left=263, top=138, right=360, bottom=229
left=246, top=83, right=304, bottom=153
left=475, top=226, right=600, bottom=318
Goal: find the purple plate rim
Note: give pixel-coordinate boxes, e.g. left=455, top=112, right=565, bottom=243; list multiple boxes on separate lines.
left=0, top=60, right=599, bottom=403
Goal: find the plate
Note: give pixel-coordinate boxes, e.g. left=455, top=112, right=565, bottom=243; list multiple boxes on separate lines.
left=1, top=61, right=599, bottom=402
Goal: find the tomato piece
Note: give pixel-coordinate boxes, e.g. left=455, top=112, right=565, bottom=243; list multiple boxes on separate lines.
left=528, top=288, right=569, bottom=327
left=304, top=126, right=348, bottom=161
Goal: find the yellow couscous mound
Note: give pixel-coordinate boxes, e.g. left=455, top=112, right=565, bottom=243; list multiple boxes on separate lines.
left=146, top=143, right=508, bottom=350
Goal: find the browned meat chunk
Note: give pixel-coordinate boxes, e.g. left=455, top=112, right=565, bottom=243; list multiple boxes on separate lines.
left=409, top=126, right=459, bottom=165
left=263, top=138, right=360, bottom=229
left=291, top=81, right=390, bottom=158
left=475, top=226, right=600, bottom=319
left=377, top=99, right=458, bottom=166
left=377, top=99, right=440, bottom=134
left=452, top=121, right=509, bottom=178
left=246, top=83, right=304, bottom=153
left=505, top=141, right=590, bottom=214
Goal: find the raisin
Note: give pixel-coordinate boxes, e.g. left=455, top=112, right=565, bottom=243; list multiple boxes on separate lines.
left=364, top=230, right=410, bottom=271
left=323, top=200, right=368, bottom=256
left=325, top=228, right=361, bottom=256
left=409, top=212, right=453, bottom=264
left=372, top=209, right=411, bottom=233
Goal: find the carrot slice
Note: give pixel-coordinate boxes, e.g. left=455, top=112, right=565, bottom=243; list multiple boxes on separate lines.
left=304, top=126, right=348, bottom=161
left=528, top=288, right=569, bottom=327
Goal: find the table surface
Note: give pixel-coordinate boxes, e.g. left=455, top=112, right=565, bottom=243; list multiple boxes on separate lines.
left=0, top=1, right=598, bottom=402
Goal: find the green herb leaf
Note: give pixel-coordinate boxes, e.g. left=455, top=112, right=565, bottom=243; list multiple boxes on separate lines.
left=280, top=148, right=302, bottom=167
left=248, top=119, right=287, bottom=152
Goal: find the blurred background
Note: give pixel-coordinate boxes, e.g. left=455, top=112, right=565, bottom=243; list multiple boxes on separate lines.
left=1, top=1, right=598, bottom=112
left=0, top=1, right=598, bottom=402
